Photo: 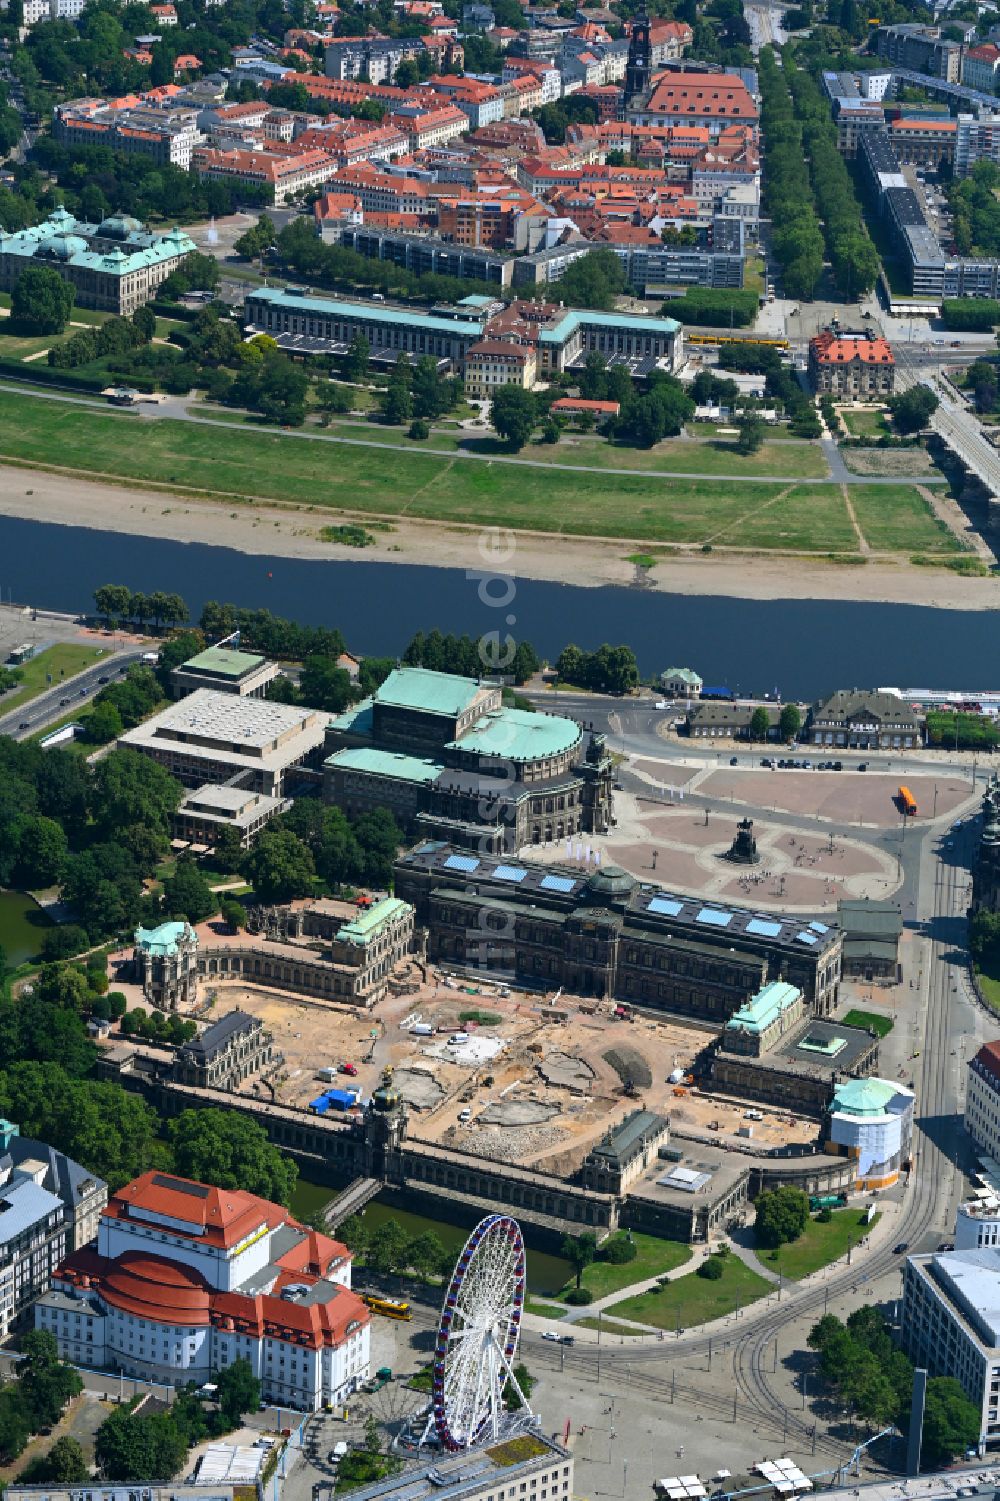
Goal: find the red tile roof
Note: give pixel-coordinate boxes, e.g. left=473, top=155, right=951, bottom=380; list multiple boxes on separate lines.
left=974, top=1040, right=1000, bottom=1083
left=108, top=1171, right=285, bottom=1249
left=810, top=330, right=894, bottom=366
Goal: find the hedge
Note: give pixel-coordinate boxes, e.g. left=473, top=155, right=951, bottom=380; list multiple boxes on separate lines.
left=941, top=299, right=1000, bottom=331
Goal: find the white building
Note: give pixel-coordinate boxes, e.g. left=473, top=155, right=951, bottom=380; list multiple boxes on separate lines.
left=903, top=1235, right=1000, bottom=1451
left=967, top=1042, right=1000, bottom=1162
left=36, top=1170, right=370, bottom=1412
left=956, top=1199, right=1000, bottom=1251
left=823, top=1076, right=915, bottom=1191
left=0, top=1119, right=107, bottom=1341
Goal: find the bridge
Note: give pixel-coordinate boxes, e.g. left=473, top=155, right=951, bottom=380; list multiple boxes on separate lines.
left=894, top=352, right=1000, bottom=525
left=321, top=1176, right=381, bottom=1229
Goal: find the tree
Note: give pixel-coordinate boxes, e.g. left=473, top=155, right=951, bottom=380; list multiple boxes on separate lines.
left=212, top=823, right=245, bottom=873
left=736, top=415, right=765, bottom=455
left=132, top=305, right=156, bottom=344
left=697, top=1255, right=724, bottom=1279
left=553, top=248, right=626, bottom=311
left=243, top=828, right=315, bottom=903
left=407, top=1230, right=448, bottom=1280
left=490, top=385, right=536, bottom=451
left=779, top=703, right=802, bottom=741
left=90, top=751, right=181, bottom=844
left=18, top=1330, right=82, bottom=1431
left=19, top=1435, right=90, bottom=1484
left=14, top=815, right=67, bottom=887
left=367, top=1218, right=410, bottom=1275
left=80, top=699, right=124, bottom=746
left=299, top=657, right=352, bottom=713
left=754, top=1186, right=809, bottom=1247
left=345, top=331, right=370, bottom=383
left=889, top=384, right=939, bottom=434
left=167, top=1108, right=298, bottom=1206
left=381, top=355, right=413, bottom=425
left=220, top=899, right=246, bottom=932
left=95, top=1407, right=188, bottom=1482
left=11, top=264, right=74, bottom=334
left=215, top=1359, right=260, bottom=1428
left=561, top=1231, right=598, bottom=1289
left=749, top=706, right=770, bottom=742
left=922, top=1377, right=981, bottom=1467
left=162, top=857, right=216, bottom=924
left=93, top=584, right=134, bottom=627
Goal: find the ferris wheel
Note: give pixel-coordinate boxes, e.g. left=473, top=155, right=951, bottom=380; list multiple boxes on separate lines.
left=422, top=1214, right=532, bottom=1452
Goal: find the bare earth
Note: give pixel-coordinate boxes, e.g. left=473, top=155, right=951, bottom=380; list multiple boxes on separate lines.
left=2, top=464, right=999, bottom=610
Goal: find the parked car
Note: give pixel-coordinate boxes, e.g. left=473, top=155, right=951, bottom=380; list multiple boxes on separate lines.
left=541, top=1331, right=559, bottom=1343
left=729, top=756, right=738, bottom=766
left=340, top=1062, right=358, bottom=1076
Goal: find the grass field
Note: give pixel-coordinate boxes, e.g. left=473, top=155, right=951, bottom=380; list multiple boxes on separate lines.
left=755, top=1209, right=880, bottom=1281
left=0, top=390, right=953, bottom=553
left=575, top=1316, right=647, bottom=1336
left=848, top=485, right=966, bottom=554
left=976, top=966, right=1000, bottom=1013
left=0, top=643, right=109, bottom=714
left=842, top=1008, right=894, bottom=1037
left=842, top=409, right=890, bottom=438
left=555, top=1233, right=691, bottom=1303
left=610, top=1255, right=772, bottom=1329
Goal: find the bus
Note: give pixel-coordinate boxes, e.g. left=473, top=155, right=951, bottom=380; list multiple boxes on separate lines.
left=685, top=334, right=790, bottom=350
left=361, top=1295, right=412, bottom=1321
left=898, top=785, right=917, bottom=817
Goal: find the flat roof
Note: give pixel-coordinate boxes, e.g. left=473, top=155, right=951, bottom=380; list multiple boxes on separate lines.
left=180, top=646, right=268, bottom=677
left=121, top=689, right=324, bottom=757
left=447, top=706, right=580, bottom=762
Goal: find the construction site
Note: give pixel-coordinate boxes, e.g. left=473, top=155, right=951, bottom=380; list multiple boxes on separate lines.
left=213, top=972, right=819, bottom=1177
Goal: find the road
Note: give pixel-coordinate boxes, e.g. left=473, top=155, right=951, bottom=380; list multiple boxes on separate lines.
left=0, top=647, right=147, bottom=741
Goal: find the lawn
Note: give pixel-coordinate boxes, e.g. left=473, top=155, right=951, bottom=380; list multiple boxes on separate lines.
left=848, top=484, right=966, bottom=554
left=842, top=1008, right=894, bottom=1037
left=0, top=390, right=936, bottom=555
left=976, top=966, right=1000, bottom=1013
left=575, top=1315, right=647, bottom=1336
left=841, top=409, right=890, bottom=438
left=755, top=1208, right=880, bottom=1281
left=710, top=484, right=859, bottom=552
left=555, top=1232, right=691, bottom=1303
left=525, top=1297, right=568, bottom=1320
left=609, top=1255, right=772, bottom=1329
left=0, top=643, right=110, bottom=714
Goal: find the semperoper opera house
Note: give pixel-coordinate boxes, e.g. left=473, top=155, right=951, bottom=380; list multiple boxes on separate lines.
left=394, top=843, right=843, bottom=1018
left=0, top=207, right=195, bottom=314
left=323, top=666, right=613, bottom=852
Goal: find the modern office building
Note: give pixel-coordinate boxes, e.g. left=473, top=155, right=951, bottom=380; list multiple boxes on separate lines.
left=171, top=646, right=281, bottom=701
left=0, top=207, right=195, bottom=314
left=119, top=689, right=328, bottom=796
left=395, top=842, right=843, bottom=1015
left=172, top=785, right=288, bottom=852
left=902, top=1242, right=1000, bottom=1450
left=0, top=1119, right=107, bottom=1341
left=323, top=666, right=613, bottom=852
left=36, top=1171, right=370, bottom=1411
left=873, top=24, right=962, bottom=82
left=307, top=1437, right=574, bottom=1501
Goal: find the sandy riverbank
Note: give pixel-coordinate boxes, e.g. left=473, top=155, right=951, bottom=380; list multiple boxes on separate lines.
left=1, top=464, right=997, bottom=610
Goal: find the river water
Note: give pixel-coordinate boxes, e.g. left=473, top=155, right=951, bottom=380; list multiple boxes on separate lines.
left=2, top=515, right=999, bottom=697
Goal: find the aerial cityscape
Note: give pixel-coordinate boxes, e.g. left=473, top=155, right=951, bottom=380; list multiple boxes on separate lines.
left=2, top=0, right=1000, bottom=1493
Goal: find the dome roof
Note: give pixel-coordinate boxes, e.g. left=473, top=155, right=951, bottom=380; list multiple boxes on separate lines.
left=98, top=214, right=142, bottom=240
left=41, top=232, right=87, bottom=260
left=585, top=864, right=636, bottom=901
left=101, top=1252, right=211, bottom=1326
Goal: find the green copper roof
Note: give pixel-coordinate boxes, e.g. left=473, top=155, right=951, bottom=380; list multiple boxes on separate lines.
left=538, top=308, right=681, bottom=344
left=447, top=707, right=580, bottom=763
left=832, top=1077, right=898, bottom=1116
left=135, top=920, right=190, bottom=956
left=375, top=667, right=486, bottom=718
left=325, top=747, right=443, bottom=783
left=329, top=697, right=374, bottom=736
left=726, top=979, right=801, bottom=1035
left=336, top=896, right=410, bottom=945
left=247, top=286, right=487, bottom=339
left=183, top=646, right=266, bottom=677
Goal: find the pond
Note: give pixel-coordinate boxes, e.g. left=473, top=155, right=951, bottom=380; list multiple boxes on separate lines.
left=291, top=1180, right=573, bottom=1296
left=0, top=890, right=52, bottom=968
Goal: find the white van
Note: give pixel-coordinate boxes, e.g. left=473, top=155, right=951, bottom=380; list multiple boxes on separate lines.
left=458, top=1108, right=473, bottom=1123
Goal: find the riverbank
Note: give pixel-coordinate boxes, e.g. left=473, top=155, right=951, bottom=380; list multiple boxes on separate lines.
left=1, top=464, right=997, bottom=612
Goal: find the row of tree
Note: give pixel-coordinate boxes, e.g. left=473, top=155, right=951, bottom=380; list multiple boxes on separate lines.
left=555, top=643, right=640, bottom=696
left=402, top=629, right=540, bottom=687
left=48, top=306, right=155, bottom=365
left=758, top=49, right=826, bottom=302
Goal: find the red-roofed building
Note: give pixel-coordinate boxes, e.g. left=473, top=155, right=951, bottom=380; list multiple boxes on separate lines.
left=808, top=329, right=895, bottom=396
left=465, top=337, right=537, bottom=397
left=192, top=145, right=338, bottom=201
left=36, top=1171, right=370, bottom=1410
left=964, top=41, right=1000, bottom=91
left=888, top=115, right=956, bottom=168
left=173, top=53, right=202, bottom=77
left=967, top=1042, right=1000, bottom=1159
left=550, top=396, right=620, bottom=422
left=640, top=72, right=759, bottom=137
left=149, top=2, right=178, bottom=21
